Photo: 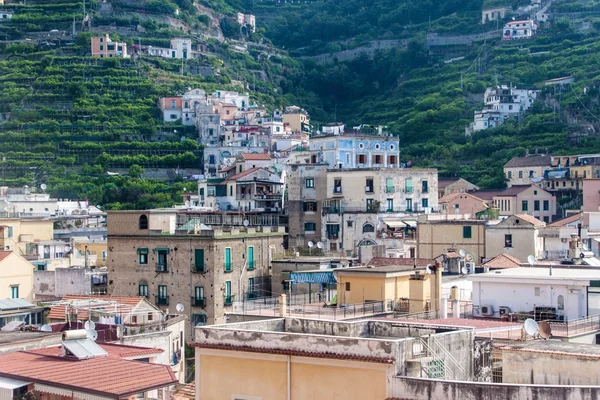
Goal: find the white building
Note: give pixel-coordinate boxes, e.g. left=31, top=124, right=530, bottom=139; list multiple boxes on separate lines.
left=211, top=90, right=250, bottom=110
left=540, top=213, right=588, bottom=259
left=470, top=267, right=600, bottom=322
left=148, top=38, right=193, bottom=59
left=0, top=10, right=12, bottom=20
left=237, top=12, right=256, bottom=33
left=503, top=19, right=537, bottom=40
left=481, top=7, right=510, bottom=24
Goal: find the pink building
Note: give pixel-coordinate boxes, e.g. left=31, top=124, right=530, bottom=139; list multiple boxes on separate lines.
left=91, top=34, right=129, bottom=58
left=439, top=192, right=489, bottom=217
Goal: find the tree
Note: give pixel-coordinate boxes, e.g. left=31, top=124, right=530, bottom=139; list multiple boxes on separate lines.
left=128, top=164, right=145, bottom=179
left=220, top=18, right=241, bottom=39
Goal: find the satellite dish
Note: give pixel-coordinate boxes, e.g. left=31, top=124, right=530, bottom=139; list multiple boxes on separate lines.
left=382, top=232, right=388, bottom=238
left=84, top=320, right=96, bottom=330
left=40, top=324, right=52, bottom=332
left=425, top=265, right=432, bottom=274
left=307, top=241, right=314, bottom=248
left=86, top=329, right=98, bottom=342
left=316, top=242, right=324, bottom=249
left=459, top=249, right=466, bottom=258
left=243, top=219, right=249, bottom=227
left=461, top=266, right=468, bottom=275
left=527, top=255, right=535, bottom=266
left=40, top=183, right=47, bottom=191
left=65, top=245, right=71, bottom=253
left=176, top=303, right=185, bottom=313
left=538, top=321, right=552, bottom=339
left=523, top=318, right=539, bottom=337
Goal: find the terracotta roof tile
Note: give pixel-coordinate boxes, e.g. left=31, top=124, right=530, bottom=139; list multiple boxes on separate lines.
left=48, top=295, right=145, bottom=321
left=191, top=343, right=395, bottom=364
left=483, top=253, right=523, bottom=269
left=31, top=343, right=163, bottom=359
left=0, top=251, right=13, bottom=262
left=0, top=351, right=177, bottom=397
left=514, top=214, right=545, bottom=227
left=241, top=153, right=271, bottom=161
left=173, top=383, right=195, bottom=400
left=225, top=167, right=260, bottom=181
left=504, top=155, right=551, bottom=168
left=495, top=185, right=533, bottom=197
left=547, top=212, right=582, bottom=227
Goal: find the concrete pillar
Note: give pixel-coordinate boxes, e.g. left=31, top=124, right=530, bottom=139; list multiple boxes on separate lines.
left=452, top=300, right=460, bottom=319
left=279, top=294, right=287, bottom=316
left=440, top=298, right=448, bottom=319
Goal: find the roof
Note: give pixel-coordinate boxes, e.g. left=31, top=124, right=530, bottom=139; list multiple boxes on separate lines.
left=469, top=266, right=600, bottom=281
left=31, top=343, right=163, bottom=359
left=437, top=178, right=460, bottom=189
left=470, top=189, right=503, bottom=201
left=225, top=167, right=260, bottom=182
left=335, top=264, right=429, bottom=276
left=190, top=343, right=394, bottom=364
left=483, top=253, right=523, bottom=269
left=547, top=212, right=582, bottom=227
left=436, top=252, right=461, bottom=259
left=438, top=192, right=485, bottom=204
left=506, top=19, right=533, bottom=25
left=504, top=155, right=551, bottom=168
left=173, top=382, right=195, bottom=400
left=498, top=340, right=600, bottom=359
left=240, top=152, right=272, bottom=161
left=47, top=295, right=145, bottom=321
left=367, top=257, right=433, bottom=268
left=495, top=185, right=533, bottom=197
left=0, top=351, right=177, bottom=397
left=385, top=318, right=520, bottom=331
left=513, top=214, right=545, bottom=227
left=0, top=251, right=11, bottom=263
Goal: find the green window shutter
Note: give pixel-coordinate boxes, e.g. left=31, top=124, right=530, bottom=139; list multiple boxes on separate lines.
left=195, top=249, right=205, bottom=270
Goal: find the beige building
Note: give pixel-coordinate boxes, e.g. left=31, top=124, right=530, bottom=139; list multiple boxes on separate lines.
left=504, top=155, right=551, bottom=187
left=482, top=6, right=511, bottom=23
left=90, top=34, right=129, bottom=58
left=0, top=218, right=53, bottom=259
left=439, top=192, right=489, bottom=216
left=437, top=178, right=479, bottom=198
left=485, top=214, right=545, bottom=261
left=334, top=262, right=442, bottom=313
left=107, top=210, right=286, bottom=338
left=0, top=251, right=35, bottom=301
left=282, top=106, right=310, bottom=133
left=417, top=218, right=486, bottom=263
left=493, top=184, right=556, bottom=223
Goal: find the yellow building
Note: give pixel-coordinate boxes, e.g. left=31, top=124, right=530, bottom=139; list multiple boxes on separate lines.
left=282, top=106, right=310, bottom=133
left=73, top=239, right=108, bottom=267
left=192, top=317, right=474, bottom=399
left=334, top=263, right=442, bottom=313
left=417, top=218, right=487, bottom=263
left=0, top=251, right=35, bottom=301
left=0, top=218, right=53, bottom=259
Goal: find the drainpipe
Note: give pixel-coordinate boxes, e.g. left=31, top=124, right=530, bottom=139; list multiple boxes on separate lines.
left=287, top=355, right=291, bottom=400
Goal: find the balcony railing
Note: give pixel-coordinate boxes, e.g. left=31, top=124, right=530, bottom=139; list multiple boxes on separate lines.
left=246, top=292, right=257, bottom=300
left=192, top=297, right=206, bottom=308
left=192, top=265, right=205, bottom=273
left=248, top=261, right=255, bottom=271
left=385, top=187, right=395, bottom=193
left=156, top=296, right=169, bottom=306
left=224, top=295, right=235, bottom=306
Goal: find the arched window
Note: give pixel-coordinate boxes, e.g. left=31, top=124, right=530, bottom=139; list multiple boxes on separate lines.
left=357, top=239, right=377, bottom=247
left=138, top=280, right=148, bottom=297
left=362, top=223, right=375, bottom=233
left=558, top=295, right=565, bottom=310
left=192, top=313, right=208, bottom=326
left=139, top=214, right=148, bottom=230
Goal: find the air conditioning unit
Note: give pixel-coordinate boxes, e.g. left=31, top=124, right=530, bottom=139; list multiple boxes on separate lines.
left=481, top=305, right=494, bottom=316
left=465, top=262, right=475, bottom=274
left=499, top=306, right=510, bottom=316
left=561, top=238, right=568, bottom=243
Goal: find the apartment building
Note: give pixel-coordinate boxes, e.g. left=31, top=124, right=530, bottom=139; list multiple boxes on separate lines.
left=0, top=218, right=53, bottom=259
left=282, top=105, right=310, bottom=133
left=0, top=251, right=35, bottom=301
left=417, top=218, right=487, bottom=263
left=503, top=19, right=537, bottom=39
left=107, top=210, right=286, bottom=338
left=91, top=34, right=129, bottom=58
left=482, top=6, right=510, bottom=23
left=486, top=214, right=546, bottom=262
left=493, top=184, right=556, bottom=222
left=504, top=155, right=552, bottom=187
left=147, top=38, right=192, bottom=59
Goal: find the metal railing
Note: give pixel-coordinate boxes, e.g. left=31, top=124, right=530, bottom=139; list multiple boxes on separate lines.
left=192, top=297, right=206, bottom=308
left=549, top=315, right=600, bottom=337
left=231, top=300, right=392, bottom=320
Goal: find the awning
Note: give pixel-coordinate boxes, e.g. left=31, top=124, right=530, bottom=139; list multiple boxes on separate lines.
left=382, top=220, right=405, bottom=228
left=35, top=383, right=73, bottom=397
left=73, top=391, right=114, bottom=400
left=403, top=220, right=417, bottom=228
left=290, top=271, right=337, bottom=284
left=0, top=377, right=29, bottom=400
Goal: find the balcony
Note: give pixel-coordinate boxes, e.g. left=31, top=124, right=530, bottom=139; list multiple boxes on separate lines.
left=224, top=295, right=235, bottom=306
left=385, top=187, right=395, bottom=193
left=224, top=263, right=232, bottom=273
left=192, top=297, right=206, bottom=308
left=156, top=296, right=169, bottom=306
left=322, top=206, right=341, bottom=214
left=192, top=265, right=205, bottom=273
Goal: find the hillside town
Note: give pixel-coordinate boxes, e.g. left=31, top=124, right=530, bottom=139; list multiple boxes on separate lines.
left=2, top=0, right=600, bottom=398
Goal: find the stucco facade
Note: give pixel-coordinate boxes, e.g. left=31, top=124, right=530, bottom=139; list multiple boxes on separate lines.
left=0, top=252, right=34, bottom=301
left=493, top=185, right=556, bottom=223
left=417, top=219, right=486, bottom=263
left=485, top=214, right=545, bottom=261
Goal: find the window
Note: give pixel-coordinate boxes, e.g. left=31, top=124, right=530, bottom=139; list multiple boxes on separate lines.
left=194, top=249, right=205, bottom=272
left=224, top=281, right=233, bottom=305
left=534, top=287, right=540, bottom=296
left=155, top=248, right=169, bottom=272
left=422, top=180, right=428, bottom=193
left=326, top=224, right=340, bottom=239
left=194, top=286, right=205, bottom=307
left=504, top=234, right=512, bottom=248
left=170, top=100, right=176, bottom=109
left=10, top=286, right=18, bottom=299
left=139, top=281, right=148, bottom=297
left=422, top=198, right=429, bottom=208
left=363, top=223, right=375, bottom=233
left=374, top=155, right=382, bottom=164
left=522, top=200, right=528, bottom=211
left=387, top=199, right=394, bottom=212
left=170, top=114, right=177, bottom=120
left=224, top=248, right=232, bottom=272
left=139, top=215, right=148, bottom=230
left=366, top=198, right=375, bottom=212
left=305, top=178, right=314, bottom=188
left=463, top=226, right=472, bottom=239
left=6, top=226, right=12, bottom=238
left=157, top=285, right=168, bottom=305
left=534, top=200, right=540, bottom=211
left=508, top=171, right=512, bottom=179
left=357, top=154, right=366, bottom=164
left=405, top=178, right=413, bottom=193
left=347, top=220, right=353, bottom=228
left=543, top=216, right=549, bottom=223
left=247, top=246, right=254, bottom=270
left=534, top=190, right=538, bottom=195
left=303, top=202, right=317, bottom=212
left=365, top=178, right=374, bottom=193
left=389, top=155, right=398, bottom=164
left=100, top=45, right=104, bottom=51
left=406, top=198, right=413, bottom=212
left=518, top=171, right=523, bottom=179
left=304, top=222, right=316, bottom=232
left=100, top=37, right=104, bottom=43
left=345, top=282, right=351, bottom=291
left=138, top=248, right=148, bottom=265
left=386, top=178, right=394, bottom=193
left=247, top=277, right=255, bottom=299
left=333, top=179, right=342, bottom=193
left=543, top=200, right=549, bottom=211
